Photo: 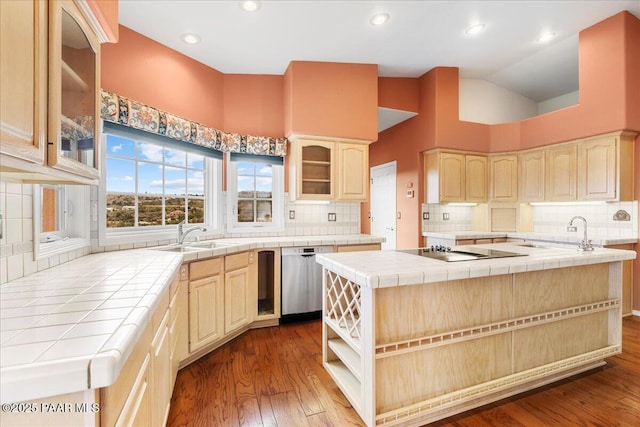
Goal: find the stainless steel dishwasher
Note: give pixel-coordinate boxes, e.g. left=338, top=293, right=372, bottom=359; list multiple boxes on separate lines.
left=280, top=245, right=334, bottom=323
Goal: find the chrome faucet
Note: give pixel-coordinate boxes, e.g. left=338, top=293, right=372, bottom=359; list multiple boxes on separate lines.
left=177, top=220, right=207, bottom=245
left=569, top=216, right=594, bottom=251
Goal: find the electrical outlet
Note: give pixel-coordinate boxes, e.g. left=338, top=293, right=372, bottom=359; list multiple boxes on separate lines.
left=289, top=210, right=295, bottom=220
left=328, top=212, right=336, bottom=222
left=443, top=213, right=450, bottom=220
left=423, top=212, right=429, bottom=220
left=567, top=226, right=577, bottom=232
left=180, top=265, right=188, bottom=281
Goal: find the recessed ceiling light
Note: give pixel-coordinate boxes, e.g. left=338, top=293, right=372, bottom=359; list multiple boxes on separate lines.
left=465, top=23, right=486, bottom=35
left=536, top=32, right=557, bottom=43
left=181, top=33, right=201, bottom=44
left=240, top=1, right=261, bottom=12
left=370, top=13, right=390, bottom=26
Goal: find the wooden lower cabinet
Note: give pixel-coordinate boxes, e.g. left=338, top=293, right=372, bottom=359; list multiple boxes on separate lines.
left=100, top=286, right=172, bottom=427
left=323, top=262, right=623, bottom=427
left=151, top=310, right=171, bottom=427
left=188, top=274, right=224, bottom=353
left=336, top=243, right=381, bottom=252
left=186, top=252, right=254, bottom=361
left=605, top=244, right=634, bottom=317
left=224, top=266, right=250, bottom=335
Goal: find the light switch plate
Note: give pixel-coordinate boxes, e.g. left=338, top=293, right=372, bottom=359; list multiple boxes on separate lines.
left=328, top=212, right=336, bottom=222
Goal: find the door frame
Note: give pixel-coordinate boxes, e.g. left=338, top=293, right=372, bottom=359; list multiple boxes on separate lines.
left=370, top=161, right=397, bottom=250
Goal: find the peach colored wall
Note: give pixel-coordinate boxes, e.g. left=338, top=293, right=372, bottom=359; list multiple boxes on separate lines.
left=431, top=68, right=490, bottom=152
left=367, top=12, right=640, bottom=255
left=378, top=77, right=419, bottom=112
left=517, top=11, right=635, bottom=149
left=625, top=12, right=640, bottom=130
left=284, top=61, right=378, bottom=141
left=223, top=74, right=284, bottom=137
left=101, top=26, right=225, bottom=129
left=87, top=0, right=119, bottom=42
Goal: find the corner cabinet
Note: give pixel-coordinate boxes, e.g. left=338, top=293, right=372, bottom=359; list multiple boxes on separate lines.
left=289, top=137, right=371, bottom=201
left=0, top=0, right=101, bottom=184
left=424, top=150, right=487, bottom=203
left=578, top=132, right=635, bottom=201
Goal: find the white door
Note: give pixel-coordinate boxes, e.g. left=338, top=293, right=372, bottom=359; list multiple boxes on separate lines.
left=370, top=162, right=397, bottom=250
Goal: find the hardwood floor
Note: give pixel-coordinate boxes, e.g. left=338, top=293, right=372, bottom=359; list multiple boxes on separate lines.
left=168, top=317, right=640, bottom=427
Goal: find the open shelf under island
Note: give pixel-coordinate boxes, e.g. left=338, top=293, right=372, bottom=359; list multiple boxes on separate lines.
left=316, top=243, right=636, bottom=427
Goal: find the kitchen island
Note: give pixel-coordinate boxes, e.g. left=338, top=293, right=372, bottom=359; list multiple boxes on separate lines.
left=316, top=243, right=636, bottom=427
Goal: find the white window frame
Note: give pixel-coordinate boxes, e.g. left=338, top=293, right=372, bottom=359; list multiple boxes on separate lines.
left=98, top=127, right=223, bottom=247
left=226, top=157, right=284, bottom=233
left=33, top=184, right=90, bottom=260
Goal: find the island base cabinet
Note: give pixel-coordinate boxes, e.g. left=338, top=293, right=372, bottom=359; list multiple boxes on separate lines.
left=323, top=262, right=623, bottom=427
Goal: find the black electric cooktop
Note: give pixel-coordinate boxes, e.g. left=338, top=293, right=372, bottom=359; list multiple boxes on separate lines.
left=397, top=247, right=528, bottom=262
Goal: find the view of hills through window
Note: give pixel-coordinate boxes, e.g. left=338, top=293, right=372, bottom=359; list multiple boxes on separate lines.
left=105, top=134, right=205, bottom=228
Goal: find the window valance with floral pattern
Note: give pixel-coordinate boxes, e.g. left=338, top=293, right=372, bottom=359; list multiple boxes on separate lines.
left=100, top=89, right=287, bottom=157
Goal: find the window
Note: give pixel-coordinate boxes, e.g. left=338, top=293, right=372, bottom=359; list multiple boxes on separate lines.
left=100, top=123, right=222, bottom=245
left=40, top=185, right=66, bottom=236
left=227, top=154, right=283, bottom=231
left=33, top=184, right=90, bottom=259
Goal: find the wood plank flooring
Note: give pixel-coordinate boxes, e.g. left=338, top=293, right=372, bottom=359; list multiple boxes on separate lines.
left=168, top=317, right=640, bottom=427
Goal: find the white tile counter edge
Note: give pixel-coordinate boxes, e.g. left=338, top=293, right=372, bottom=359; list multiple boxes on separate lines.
left=422, top=231, right=638, bottom=246
left=316, top=243, right=637, bottom=289
left=0, top=234, right=382, bottom=403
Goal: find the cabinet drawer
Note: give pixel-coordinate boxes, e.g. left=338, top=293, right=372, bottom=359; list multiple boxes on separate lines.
left=226, top=252, right=249, bottom=271
left=190, top=257, right=222, bottom=280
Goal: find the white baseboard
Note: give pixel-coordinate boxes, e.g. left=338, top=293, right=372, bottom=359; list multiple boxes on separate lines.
left=632, top=310, right=640, bottom=317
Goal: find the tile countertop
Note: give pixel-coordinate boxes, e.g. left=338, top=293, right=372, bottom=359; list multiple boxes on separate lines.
left=316, top=243, right=636, bottom=289
left=0, top=234, right=383, bottom=404
left=176, top=233, right=385, bottom=262
left=422, top=231, right=638, bottom=246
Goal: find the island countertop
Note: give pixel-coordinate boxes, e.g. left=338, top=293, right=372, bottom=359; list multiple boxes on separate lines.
left=315, top=243, right=636, bottom=288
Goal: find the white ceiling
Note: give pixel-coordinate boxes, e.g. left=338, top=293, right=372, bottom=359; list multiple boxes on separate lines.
left=118, top=0, right=640, bottom=103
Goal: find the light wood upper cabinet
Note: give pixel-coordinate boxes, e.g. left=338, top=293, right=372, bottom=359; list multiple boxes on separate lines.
left=424, top=150, right=487, bottom=203
left=439, top=153, right=465, bottom=202
left=47, top=0, right=100, bottom=181
left=289, top=139, right=335, bottom=201
left=577, top=132, right=634, bottom=201
left=519, top=150, right=545, bottom=202
left=337, top=143, right=369, bottom=200
left=545, top=144, right=577, bottom=201
left=0, top=0, right=100, bottom=184
left=466, top=155, right=488, bottom=202
left=489, top=155, right=518, bottom=202
left=289, top=137, right=371, bottom=201
left=0, top=0, right=47, bottom=164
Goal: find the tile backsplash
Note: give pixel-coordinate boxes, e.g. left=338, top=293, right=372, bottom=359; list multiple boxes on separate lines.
left=531, top=201, right=638, bottom=238
left=421, top=203, right=474, bottom=232
left=421, top=201, right=638, bottom=240
left=0, top=181, right=90, bottom=283
left=1, top=180, right=360, bottom=283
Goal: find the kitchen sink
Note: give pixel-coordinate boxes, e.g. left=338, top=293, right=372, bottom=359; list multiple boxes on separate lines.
left=154, top=245, right=204, bottom=253
left=191, top=241, right=235, bottom=249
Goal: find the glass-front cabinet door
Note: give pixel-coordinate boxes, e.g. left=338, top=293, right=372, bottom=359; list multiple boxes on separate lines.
left=47, top=0, right=100, bottom=182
